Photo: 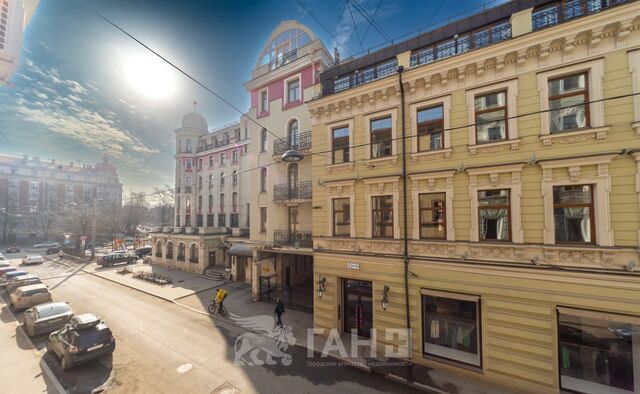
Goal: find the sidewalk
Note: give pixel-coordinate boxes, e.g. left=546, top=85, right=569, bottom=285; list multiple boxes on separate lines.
left=0, top=296, right=64, bottom=394
left=56, top=257, right=513, bottom=394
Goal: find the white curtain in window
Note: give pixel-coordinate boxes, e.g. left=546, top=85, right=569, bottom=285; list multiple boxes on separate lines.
left=563, top=207, right=590, bottom=241
left=551, top=106, right=586, bottom=132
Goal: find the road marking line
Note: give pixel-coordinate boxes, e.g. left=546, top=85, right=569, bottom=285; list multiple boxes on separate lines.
left=176, top=362, right=193, bottom=374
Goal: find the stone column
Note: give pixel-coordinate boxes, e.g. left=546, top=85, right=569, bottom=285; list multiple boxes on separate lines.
left=252, top=251, right=261, bottom=301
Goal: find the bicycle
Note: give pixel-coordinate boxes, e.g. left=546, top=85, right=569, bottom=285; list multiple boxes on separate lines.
left=207, top=301, right=228, bottom=316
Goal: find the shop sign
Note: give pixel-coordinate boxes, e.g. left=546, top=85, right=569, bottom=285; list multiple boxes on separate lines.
left=346, top=262, right=360, bottom=270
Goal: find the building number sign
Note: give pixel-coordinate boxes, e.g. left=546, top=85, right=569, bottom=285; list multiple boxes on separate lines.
left=347, top=262, right=360, bottom=270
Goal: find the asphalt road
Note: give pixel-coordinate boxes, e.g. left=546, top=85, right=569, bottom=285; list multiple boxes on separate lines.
left=2, top=259, right=421, bottom=394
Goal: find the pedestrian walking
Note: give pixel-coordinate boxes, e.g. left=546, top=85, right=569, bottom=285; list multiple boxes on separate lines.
left=58, top=249, right=65, bottom=260
left=274, top=298, right=285, bottom=327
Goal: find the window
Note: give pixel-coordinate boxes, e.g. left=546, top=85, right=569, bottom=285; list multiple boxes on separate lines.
left=232, top=150, right=238, bottom=163
left=177, top=243, right=185, bottom=261
left=232, top=192, right=238, bottom=212
left=220, top=173, right=225, bottom=187
left=209, top=156, right=213, bottom=167
left=197, top=195, right=202, bottom=212
left=260, top=167, right=267, bottom=192
left=558, top=307, right=640, bottom=394
left=260, top=90, right=268, bottom=113
left=553, top=185, right=594, bottom=243
left=478, top=189, right=510, bottom=241
left=549, top=73, right=588, bottom=133
left=186, top=159, right=192, bottom=170
left=219, top=213, right=226, bottom=227
left=288, top=119, right=299, bottom=147
left=474, top=91, right=507, bottom=143
left=220, top=153, right=226, bottom=166
left=287, top=79, right=300, bottom=103
left=372, top=195, right=393, bottom=238
left=417, top=105, right=444, bottom=151
left=208, top=174, right=213, bottom=187
left=185, top=215, right=191, bottom=227
left=260, top=129, right=268, bottom=152
left=332, top=126, right=350, bottom=164
left=422, top=290, right=481, bottom=367
left=207, top=214, right=214, bottom=226
left=232, top=170, right=238, bottom=185
left=186, top=196, right=191, bottom=210
left=186, top=139, right=192, bottom=153
left=189, top=244, right=198, bottom=263
left=219, top=193, right=224, bottom=212
left=196, top=214, right=203, bottom=227
left=198, top=177, right=202, bottom=189
left=197, top=158, right=202, bottom=169
left=177, top=196, right=181, bottom=209
left=260, top=207, right=267, bottom=233
left=208, top=194, right=213, bottom=212
left=370, top=117, right=392, bottom=158
left=332, top=198, right=350, bottom=236
left=419, top=193, right=446, bottom=239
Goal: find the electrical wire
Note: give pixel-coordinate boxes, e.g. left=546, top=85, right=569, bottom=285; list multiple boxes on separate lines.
left=347, top=0, right=390, bottom=42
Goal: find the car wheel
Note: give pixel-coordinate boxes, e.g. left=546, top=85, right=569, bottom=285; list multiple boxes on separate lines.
left=61, top=356, right=72, bottom=370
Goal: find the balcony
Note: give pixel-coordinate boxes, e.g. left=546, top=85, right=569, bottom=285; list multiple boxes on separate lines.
left=270, top=48, right=297, bottom=70
left=532, top=0, right=629, bottom=31
left=273, top=131, right=312, bottom=156
left=273, top=181, right=312, bottom=202
left=197, top=138, right=232, bottom=153
left=274, top=230, right=313, bottom=248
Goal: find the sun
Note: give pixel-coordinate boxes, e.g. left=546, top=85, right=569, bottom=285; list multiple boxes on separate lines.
left=125, top=53, right=176, bottom=99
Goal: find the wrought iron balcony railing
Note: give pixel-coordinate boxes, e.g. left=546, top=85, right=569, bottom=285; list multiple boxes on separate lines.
left=271, top=49, right=297, bottom=70
left=273, top=230, right=313, bottom=248
left=532, top=0, right=628, bottom=31
left=273, top=181, right=312, bottom=202
left=273, top=131, right=312, bottom=156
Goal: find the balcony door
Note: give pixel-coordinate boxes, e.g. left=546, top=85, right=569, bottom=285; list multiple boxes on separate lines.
left=288, top=206, right=298, bottom=235
left=288, top=163, right=298, bottom=198
left=288, top=119, right=299, bottom=148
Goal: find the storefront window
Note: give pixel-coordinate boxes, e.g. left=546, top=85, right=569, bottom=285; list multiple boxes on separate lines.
left=558, top=308, right=639, bottom=394
left=422, top=290, right=481, bottom=366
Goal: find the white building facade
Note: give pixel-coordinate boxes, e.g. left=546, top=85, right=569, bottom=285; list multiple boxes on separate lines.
left=0, top=0, right=38, bottom=85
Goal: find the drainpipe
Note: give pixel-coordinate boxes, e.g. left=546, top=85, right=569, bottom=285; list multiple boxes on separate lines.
left=397, top=65, right=412, bottom=359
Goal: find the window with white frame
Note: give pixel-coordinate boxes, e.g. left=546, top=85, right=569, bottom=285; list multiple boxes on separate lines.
left=287, top=78, right=300, bottom=103
left=553, top=184, right=595, bottom=244
left=478, top=189, right=511, bottom=242
left=419, top=193, right=446, bottom=239
left=422, top=289, right=481, bottom=367
left=558, top=307, right=640, bottom=394
left=371, top=195, right=394, bottom=238
left=260, top=90, right=268, bottom=113
left=332, top=126, right=350, bottom=164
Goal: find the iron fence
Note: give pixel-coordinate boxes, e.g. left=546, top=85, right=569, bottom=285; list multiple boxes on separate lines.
left=273, top=181, right=312, bottom=201
left=273, top=131, right=312, bottom=156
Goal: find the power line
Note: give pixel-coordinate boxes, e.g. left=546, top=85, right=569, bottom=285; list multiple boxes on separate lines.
left=347, top=0, right=390, bottom=42
left=359, top=0, right=383, bottom=48
left=347, top=3, right=364, bottom=50
left=294, top=0, right=351, bottom=60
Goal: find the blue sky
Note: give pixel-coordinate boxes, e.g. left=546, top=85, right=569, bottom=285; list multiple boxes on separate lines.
left=0, top=0, right=504, bottom=194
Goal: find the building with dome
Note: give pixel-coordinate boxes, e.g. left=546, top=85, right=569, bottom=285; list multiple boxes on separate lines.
left=150, top=111, right=251, bottom=274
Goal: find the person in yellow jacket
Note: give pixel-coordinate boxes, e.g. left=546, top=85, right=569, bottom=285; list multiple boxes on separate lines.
left=214, top=288, right=228, bottom=312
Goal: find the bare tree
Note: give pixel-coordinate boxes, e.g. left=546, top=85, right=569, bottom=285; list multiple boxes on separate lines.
left=123, top=192, right=148, bottom=236
left=149, top=186, right=174, bottom=227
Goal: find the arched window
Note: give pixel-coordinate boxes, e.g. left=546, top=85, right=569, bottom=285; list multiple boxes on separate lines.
left=260, top=167, right=267, bottom=192
left=190, top=244, right=198, bottom=263
left=220, top=193, right=225, bottom=212
left=288, top=163, right=298, bottom=188
left=208, top=194, right=213, bottom=211
left=208, top=174, right=213, bottom=187
left=232, top=192, right=238, bottom=212
left=288, top=119, right=299, bottom=147
left=177, top=243, right=185, bottom=261
left=177, top=177, right=181, bottom=188
left=260, top=129, right=268, bottom=152
left=220, top=172, right=225, bottom=186
left=166, top=242, right=174, bottom=259
left=232, top=170, right=238, bottom=185
left=198, top=176, right=202, bottom=189
left=155, top=240, right=162, bottom=258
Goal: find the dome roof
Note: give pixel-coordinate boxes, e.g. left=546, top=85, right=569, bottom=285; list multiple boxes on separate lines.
left=181, top=112, right=208, bottom=131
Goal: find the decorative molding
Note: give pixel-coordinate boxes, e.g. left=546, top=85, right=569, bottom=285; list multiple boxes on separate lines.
left=410, top=148, right=452, bottom=161
left=539, top=127, right=608, bottom=147
left=469, top=138, right=521, bottom=156
left=364, top=155, right=399, bottom=168
left=409, top=170, right=456, bottom=241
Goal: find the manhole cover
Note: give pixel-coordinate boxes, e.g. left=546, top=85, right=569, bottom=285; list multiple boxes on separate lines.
left=212, top=381, right=240, bottom=394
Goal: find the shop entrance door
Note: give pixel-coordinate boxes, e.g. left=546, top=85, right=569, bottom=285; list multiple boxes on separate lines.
left=343, top=279, right=373, bottom=338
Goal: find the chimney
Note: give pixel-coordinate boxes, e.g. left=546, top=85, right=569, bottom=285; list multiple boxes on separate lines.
left=334, top=47, right=340, bottom=64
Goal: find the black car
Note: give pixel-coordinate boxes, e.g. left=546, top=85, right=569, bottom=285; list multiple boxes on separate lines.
left=97, top=252, right=138, bottom=267
left=134, top=246, right=152, bottom=258
left=46, top=246, right=61, bottom=255
left=47, top=313, right=115, bottom=370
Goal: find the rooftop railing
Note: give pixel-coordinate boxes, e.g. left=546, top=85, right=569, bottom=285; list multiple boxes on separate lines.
left=532, top=0, right=629, bottom=31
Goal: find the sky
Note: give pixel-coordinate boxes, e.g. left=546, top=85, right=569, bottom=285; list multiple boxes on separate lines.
left=0, top=0, right=507, bottom=195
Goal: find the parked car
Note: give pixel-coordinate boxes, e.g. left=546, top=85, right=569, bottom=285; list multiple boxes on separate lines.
left=10, top=283, right=52, bottom=311
left=0, top=266, right=17, bottom=276
left=22, top=255, right=44, bottom=265
left=97, top=252, right=137, bottom=267
left=23, top=302, right=74, bottom=337
left=47, top=313, right=115, bottom=370
left=33, top=241, right=59, bottom=249
left=6, top=274, right=42, bottom=293
left=46, top=247, right=61, bottom=255
left=5, top=245, right=20, bottom=253
left=134, top=246, right=152, bottom=258
left=0, top=255, right=10, bottom=265
left=1, top=270, right=27, bottom=283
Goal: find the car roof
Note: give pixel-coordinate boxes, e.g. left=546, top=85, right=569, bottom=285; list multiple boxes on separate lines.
left=18, top=283, right=48, bottom=291
left=70, top=313, right=100, bottom=328
left=6, top=270, right=27, bottom=275
left=11, top=274, right=39, bottom=281
left=34, top=302, right=70, bottom=313
left=26, top=255, right=43, bottom=258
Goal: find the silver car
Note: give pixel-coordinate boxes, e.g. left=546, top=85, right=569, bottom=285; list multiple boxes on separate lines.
left=23, top=302, right=74, bottom=336
left=1, top=270, right=27, bottom=283
left=10, top=284, right=52, bottom=311
left=6, top=274, right=42, bottom=293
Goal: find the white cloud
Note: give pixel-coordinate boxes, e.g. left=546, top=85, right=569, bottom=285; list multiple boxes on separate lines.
left=66, top=80, right=88, bottom=94
left=34, top=92, right=48, bottom=99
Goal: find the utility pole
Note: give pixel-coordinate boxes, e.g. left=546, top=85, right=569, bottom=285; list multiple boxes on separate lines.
left=91, top=197, right=97, bottom=259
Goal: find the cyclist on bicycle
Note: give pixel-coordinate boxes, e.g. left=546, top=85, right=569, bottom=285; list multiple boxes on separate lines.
left=214, top=288, right=228, bottom=313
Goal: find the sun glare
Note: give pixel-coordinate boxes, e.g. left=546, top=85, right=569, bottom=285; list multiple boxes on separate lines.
left=125, top=53, right=176, bottom=99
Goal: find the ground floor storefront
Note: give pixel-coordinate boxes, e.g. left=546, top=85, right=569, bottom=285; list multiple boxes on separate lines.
left=313, top=252, right=640, bottom=394
left=150, top=233, right=227, bottom=274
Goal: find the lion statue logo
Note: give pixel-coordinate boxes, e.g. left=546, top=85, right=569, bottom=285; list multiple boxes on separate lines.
left=230, top=313, right=297, bottom=366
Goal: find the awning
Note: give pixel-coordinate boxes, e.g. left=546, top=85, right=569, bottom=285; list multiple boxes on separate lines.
left=229, top=243, right=255, bottom=257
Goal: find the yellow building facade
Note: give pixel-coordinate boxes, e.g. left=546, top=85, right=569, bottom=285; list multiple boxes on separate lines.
left=309, top=1, right=640, bottom=392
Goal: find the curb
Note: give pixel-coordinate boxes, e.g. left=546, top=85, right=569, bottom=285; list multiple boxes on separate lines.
left=43, top=258, right=440, bottom=393
left=2, top=297, right=66, bottom=394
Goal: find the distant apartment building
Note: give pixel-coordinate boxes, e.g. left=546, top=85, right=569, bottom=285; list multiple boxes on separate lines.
left=0, top=0, right=39, bottom=85
left=150, top=114, right=251, bottom=274
left=240, top=21, right=332, bottom=310
left=310, top=0, right=640, bottom=392
left=0, top=154, right=122, bottom=242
